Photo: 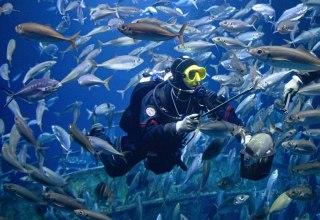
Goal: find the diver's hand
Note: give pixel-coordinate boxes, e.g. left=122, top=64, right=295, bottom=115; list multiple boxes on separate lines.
left=176, top=114, right=199, bottom=134
left=283, top=75, right=302, bottom=100
left=241, top=134, right=252, bottom=145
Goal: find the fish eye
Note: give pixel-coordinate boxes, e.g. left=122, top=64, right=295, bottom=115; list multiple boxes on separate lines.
left=257, top=49, right=263, bottom=54
left=121, top=25, right=126, bottom=29
left=128, top=27, right=132, bottom=31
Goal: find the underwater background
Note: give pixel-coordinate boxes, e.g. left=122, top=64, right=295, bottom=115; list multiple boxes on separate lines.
left=0, top=0, right=320, bottom=219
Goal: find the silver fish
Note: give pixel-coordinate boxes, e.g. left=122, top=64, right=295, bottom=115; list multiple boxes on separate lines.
left=97, top=55, right=143, bottom=70
left=298, top=83, right=320, bottom=96
left=4, top=183, right=47, bottom=205
left=52, top=125, right=71, bottom=155
left=78, top=74, right=112, bottom=91
left=285, top=109, right=320, bottom=127
left=2, top=143, right=29, bottom=173
left=3, top=78, right=62, bottom=108
left=286, top=186, right=316, bottom=201
left=43, top=192, right=85, bottom=210
left=74, top=209, right=112, bottom=220
left=282, top=139, right=316, bottom=155
left=23, top=60, right=57, bottom=85
left=249, top=45, right=320, bottom=70
left=291, top=161, right=320, bottom=175
left=36, top=99, right=48, bottom=131
left=6, top=39, right=16, bottom=67
left=174, top=40, right=215, bottom=54
left=199, top=120, right=245, bottom=139
left=61, top=59, right=96, bottom=84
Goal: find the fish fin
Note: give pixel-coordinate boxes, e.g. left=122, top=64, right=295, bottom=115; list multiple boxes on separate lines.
left=103, top=75, right=112, bottom=91
left=178, top=23, right=187, bottom=46
left=69, top=30, right=81, bottom=51
left=167, top=17, right=177, bottom=25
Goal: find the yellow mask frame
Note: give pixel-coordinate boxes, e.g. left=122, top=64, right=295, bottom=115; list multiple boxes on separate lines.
left=183, top=65, right=206, bottom=86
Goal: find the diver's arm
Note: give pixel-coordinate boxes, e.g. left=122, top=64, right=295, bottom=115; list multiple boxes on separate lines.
left=203, top=90, right=243, bottom=126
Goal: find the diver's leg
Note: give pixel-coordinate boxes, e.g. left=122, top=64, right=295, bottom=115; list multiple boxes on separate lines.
left=88, top=123, right=146, bottom=177
left=99, top=136, right=145, bottom=177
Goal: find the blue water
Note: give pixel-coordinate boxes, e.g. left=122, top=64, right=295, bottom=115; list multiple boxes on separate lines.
left=0, top=0, right=319, bottom=219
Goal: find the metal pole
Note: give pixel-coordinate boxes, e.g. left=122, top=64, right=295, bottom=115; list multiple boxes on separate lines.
left=201, top=86, right=254, bottom=117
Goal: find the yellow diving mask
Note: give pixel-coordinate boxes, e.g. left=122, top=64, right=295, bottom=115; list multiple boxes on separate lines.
left=183, top=65, right=206, bottom=87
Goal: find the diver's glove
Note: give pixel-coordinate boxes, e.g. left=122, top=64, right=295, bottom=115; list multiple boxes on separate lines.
left=176, top=113, right=199, bottom=134
left=283, top=75, right=302, bottom=100
left=241, top=134, right=252, bottom=145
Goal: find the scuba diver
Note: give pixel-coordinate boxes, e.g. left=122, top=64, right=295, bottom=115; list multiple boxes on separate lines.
left=89, top=56, right=249, bottom=177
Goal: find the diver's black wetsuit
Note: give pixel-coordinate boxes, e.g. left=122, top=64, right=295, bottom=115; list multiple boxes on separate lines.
left=98, top=80, right=242, bottom=177
left=297, top=70, right=320, bottom=84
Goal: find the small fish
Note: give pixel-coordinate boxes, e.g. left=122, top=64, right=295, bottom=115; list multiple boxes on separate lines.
left=87, top=135, right=127, bottom=162
left=284, top=109, right=320, bottom=127
left=298, top=83, right=320, bottom=96
left=249, top=45, right=320, bottom=70
left=6, top=39, right=16, bottom=67
left=78, top=74, right=112, bottom=91
left=52, top=125, right=71, bottom=155
left=69, top=124, right=100, bottom=163
left=118, top=22, right=186, bottom=45
left=4, top=183, right=47, bottom=205
left=36, top=99, right=48, bottom=131
left=281, top=139, right=316, bottom=155
left=199, top=120, right=245, bottom=139
left=219, top=19, right=255, bottom=33
left=23, top=60, right=57, bottom=85
left=2, top=78, right=62, bottom=108
left=43, top=192, right=85, bottom=210
left=291, top=161, right=320, bottom=175
left=268, top=192, right=293, bottom=220
left=286, top=186, right=316, bottom=201
left=74, top=209, right=112, bottom=220
left=202, top=138, right=224, bottom=160
left=15, top=23, right=80, bottom=50
left=95, top=182, right=114, bottom=202
left=97, top=55, right=143, bottom=70
left=2, top=143, right=29, bottom=173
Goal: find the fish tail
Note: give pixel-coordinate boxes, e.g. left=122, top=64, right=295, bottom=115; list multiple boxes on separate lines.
left=121, top=151, right=131, bottom=164
left=69, top=30, right=81, bottom=51
left=103, top=75, right=112, bottom=91
left=97, top=40, right=104, bottom=49
left=74, top=56, right=80, bottom=64
left=115, top=7, right=120, bottom=18
left=86, top=109, right=93, bottom=120
left=1, top=88, right=14, bottom=109
left=178, top=23, right=187, bottom=46
left=116, top=90, right=125, bottom=99
left=283, top=39, right=293, bottom=46
left=98, top=40, right=104, bottom=49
